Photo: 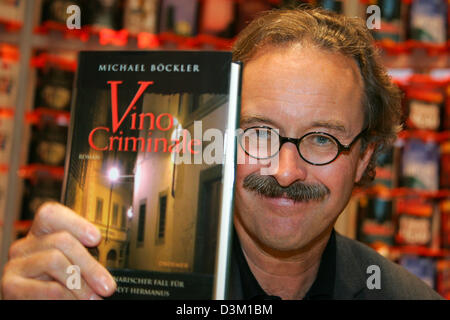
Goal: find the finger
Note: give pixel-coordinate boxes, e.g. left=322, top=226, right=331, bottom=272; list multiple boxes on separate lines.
left=9, top=231, right=116, bottom=297
left=29, top=202, right=101, bottom=247
left=9, top=249, right=103, bottom=300
left=2, top=275, right=76, bottom=300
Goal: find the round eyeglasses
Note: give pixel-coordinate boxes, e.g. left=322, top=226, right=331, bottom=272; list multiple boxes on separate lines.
left=239, top=126, right=367, bottom=166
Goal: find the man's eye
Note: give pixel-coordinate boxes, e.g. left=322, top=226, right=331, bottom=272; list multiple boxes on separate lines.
left=311, top=135, right=332, bottom=146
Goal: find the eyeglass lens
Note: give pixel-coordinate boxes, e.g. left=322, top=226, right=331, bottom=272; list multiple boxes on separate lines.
left=241, top=127, right=340, bottom=164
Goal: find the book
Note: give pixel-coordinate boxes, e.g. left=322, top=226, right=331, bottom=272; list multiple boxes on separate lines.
left=399, top=255, right=436, bottom=289
left=123, top=0, right=160, bottom=36
left=61, top=50, right=241, bottom=299
left=159, top=0, right=198, bottom=37
left=369, top=0, right=408, bottom=43
left=0, top=56, right=19, bottom=108
left=401, top=138, right=440, bottom=191
left=357, top=195, right=395, bottom=247
left=0, top=117, right=13, bottom=165
left=0, top=0, right=24, bottom=25
left=410, top=0, right=447, bottom=44
left=197, top=0, right=237, bottom=39
left=235, top=0, right=274, bottom=34
left=34, top=66, right=75, bottom=112
left=0, top=172, right=7, bottom=230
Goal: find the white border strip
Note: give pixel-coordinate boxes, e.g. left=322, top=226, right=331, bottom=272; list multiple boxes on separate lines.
left=213, top=62, right=241, bottom=299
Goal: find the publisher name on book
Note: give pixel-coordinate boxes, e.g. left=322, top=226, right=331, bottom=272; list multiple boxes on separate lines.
left=98, top=64, right=200, bottom=73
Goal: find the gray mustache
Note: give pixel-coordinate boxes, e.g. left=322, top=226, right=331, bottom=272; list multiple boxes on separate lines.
left=243, top=173, right=330, bottom=202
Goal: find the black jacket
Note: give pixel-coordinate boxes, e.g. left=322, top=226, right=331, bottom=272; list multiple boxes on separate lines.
left=228, top=232, right=444, bottom=300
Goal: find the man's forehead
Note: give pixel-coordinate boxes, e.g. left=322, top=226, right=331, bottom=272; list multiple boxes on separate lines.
left=243, top=45, right=364, bottom=93
left=240, top=46, right=365, bottom=135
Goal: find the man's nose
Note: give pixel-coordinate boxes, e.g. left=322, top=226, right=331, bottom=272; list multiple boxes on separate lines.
left=272, top=142, right=307, bottom=187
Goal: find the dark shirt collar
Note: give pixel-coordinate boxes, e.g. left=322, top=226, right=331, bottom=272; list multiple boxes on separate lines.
left=233, top=229, right=336, bottom=300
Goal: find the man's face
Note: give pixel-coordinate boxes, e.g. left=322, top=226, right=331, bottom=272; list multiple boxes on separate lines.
left=234, top=45, right=373, bottom=252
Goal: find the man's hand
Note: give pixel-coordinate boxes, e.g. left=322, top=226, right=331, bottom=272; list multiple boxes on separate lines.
left=1, top=202, right=117, bottom=300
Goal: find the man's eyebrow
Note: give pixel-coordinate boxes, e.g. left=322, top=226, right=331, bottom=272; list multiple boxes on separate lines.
left=240, top=115, right=279, bottom=128
left=309, top=120, right=348, bottom=133
left=240, top=117, right=349, bottom=134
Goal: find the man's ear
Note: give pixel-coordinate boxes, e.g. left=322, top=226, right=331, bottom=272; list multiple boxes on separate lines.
left=354, top=143, right=375, bottom=183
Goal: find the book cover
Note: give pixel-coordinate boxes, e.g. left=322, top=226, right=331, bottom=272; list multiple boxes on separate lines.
left=61, top=50, right=241, bottom=299
left=369, top=0, right=408, bottom=43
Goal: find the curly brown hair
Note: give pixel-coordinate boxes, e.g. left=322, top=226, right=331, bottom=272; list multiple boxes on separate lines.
left=232, top=7, right=403, bottom=186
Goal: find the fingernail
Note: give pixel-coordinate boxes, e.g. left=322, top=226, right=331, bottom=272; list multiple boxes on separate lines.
left=87, top=228, right=100, bottom=243
left=89, top=293, right=103, bottom=300
left=98, top=274, right=116, bottom=294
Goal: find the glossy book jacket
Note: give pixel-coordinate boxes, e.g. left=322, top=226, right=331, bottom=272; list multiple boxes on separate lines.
left=62, top=50, right=241, bottom=299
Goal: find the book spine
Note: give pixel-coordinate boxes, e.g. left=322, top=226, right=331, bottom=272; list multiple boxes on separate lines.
left=60, top=52, right=84, bottom=204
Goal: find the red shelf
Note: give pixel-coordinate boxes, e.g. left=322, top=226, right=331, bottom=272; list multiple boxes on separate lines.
left=34, top=20, right=237, bottom=50
left=359, top=0, right=412, bottom=4
left=390, top=245, right=450, bottom=258
left=97, top=28, right=129, bottom=47
left=136, top=32, right=160, bottom=49
left=375, top=38, right=450, bottom=58
left=18, top=164, right=65, bottom=181
left=32, top=21, right=450, bottom=53
left=0, top=17, right=22, bottom=32
left=158, top=32, right=235, bottom=50
left=14, top=220, right=32, bottom=231
left=31, top=53, right=77, bottom=72
left=354, top=186, right=450, bottom=199
left=0, top=108, right=14, bottom=119
left=397, top=130, right=450, bottom=143
left=0, top=220, right=32, bottom=229
left=375, top=39, right=450, bottom=56
left=371, top=242, right=450, bottom=259
left=17, top=164, right=64, bottom=180
left=0, top=163, right=8, bottom=173
left=34, top=21, right=89, bottom=42
left=393, top=74, right=450, bottom=88
left=407, top=40, right=450, bottom=55
left=12, top=220, right=32, bottom=232
left=25, top=108, right=71, bottom=127
left=0, top=43, right=19, bottom=63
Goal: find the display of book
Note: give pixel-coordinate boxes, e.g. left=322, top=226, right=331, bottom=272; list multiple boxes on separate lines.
left=61, top=51, right=241, bottom=299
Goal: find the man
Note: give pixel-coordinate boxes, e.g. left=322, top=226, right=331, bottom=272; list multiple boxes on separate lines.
left=1, top=7, right=443, bottom=300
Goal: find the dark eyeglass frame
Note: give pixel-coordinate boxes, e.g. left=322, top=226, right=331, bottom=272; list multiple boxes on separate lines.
left=239, top=125, right=368, bottom=166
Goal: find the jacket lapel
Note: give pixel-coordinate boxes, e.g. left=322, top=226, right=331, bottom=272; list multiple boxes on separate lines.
left=333, top=232, right=368, bottom=299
